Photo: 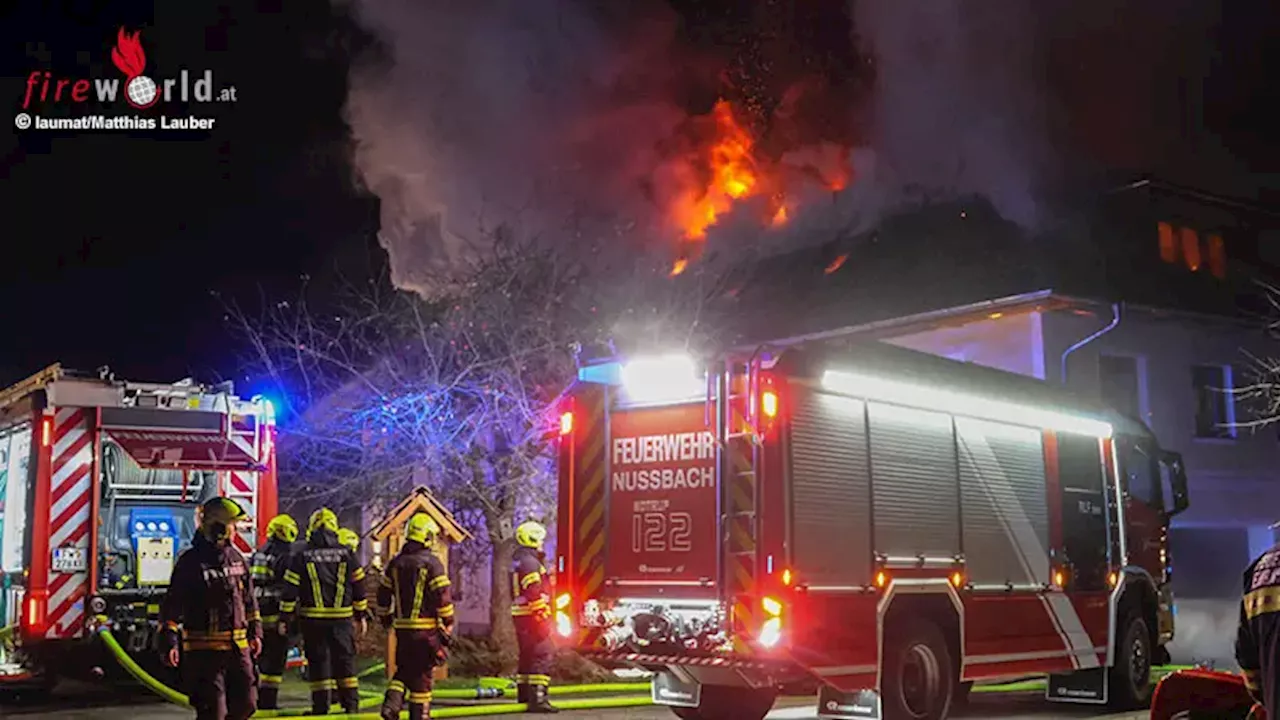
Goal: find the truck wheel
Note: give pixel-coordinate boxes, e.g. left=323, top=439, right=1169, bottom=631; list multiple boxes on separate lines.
left=667, top=684, right=777, bottom=720
left=881, top=620, right=955, bottom=720
left=1109, top=610, right=1154, bottom=709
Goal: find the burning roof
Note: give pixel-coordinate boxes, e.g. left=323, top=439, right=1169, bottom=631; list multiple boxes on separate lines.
left=662, top=97, right=856, bottom=276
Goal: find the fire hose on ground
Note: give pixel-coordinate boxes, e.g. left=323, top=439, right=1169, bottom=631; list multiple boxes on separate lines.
left=97, top=628, right=653, bottom=717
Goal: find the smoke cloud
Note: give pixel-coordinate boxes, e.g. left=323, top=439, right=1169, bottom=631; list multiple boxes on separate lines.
left=853, top=1, right=1050, bottom=227
left=340, top=0, right=1252, bottom=289
left=343, top=1, right=703, bottom=292
left=854, top=1, right=1254, bottom=213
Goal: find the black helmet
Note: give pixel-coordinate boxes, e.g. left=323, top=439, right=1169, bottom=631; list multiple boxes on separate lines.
left=199, top=497, right=247, bottom=543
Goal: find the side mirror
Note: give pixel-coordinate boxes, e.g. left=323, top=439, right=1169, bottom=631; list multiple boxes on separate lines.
left=1160, top=451, right=1190, bottom=516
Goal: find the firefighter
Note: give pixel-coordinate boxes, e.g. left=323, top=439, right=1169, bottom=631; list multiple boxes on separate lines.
left=1237, top=541, right=1280, bottom=717
left=159, top=497, right=262, bottom=720
left=250, top=514, right=299, bottom=710
left=281, top=508, right=369, bottom=715
left=376, top=513, right=455, bottom=720
left=511, top=520, right=558, bottom=714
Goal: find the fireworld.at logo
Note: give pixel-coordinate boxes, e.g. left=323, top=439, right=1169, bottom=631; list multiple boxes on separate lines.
left=21, top=27, right=237, bottom=110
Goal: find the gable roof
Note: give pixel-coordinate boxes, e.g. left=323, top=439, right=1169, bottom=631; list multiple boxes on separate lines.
left=369, top=486, right=472, bottom=543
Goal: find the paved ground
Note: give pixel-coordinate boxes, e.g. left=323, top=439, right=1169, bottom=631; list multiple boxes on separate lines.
left=0, top=684, right=1148, bottom=719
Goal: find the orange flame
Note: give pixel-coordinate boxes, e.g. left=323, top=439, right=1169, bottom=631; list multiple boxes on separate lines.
left=664, top=99, right=854, bottom=275
left=824, top=254, right=849, bottom=274
left=672, top=101, right=760, bottom=240
left=111, top=28, right=148, bottom=78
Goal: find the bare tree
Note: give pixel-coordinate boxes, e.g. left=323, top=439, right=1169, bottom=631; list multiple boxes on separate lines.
left=1231, top=282, right=1280, bottom=431
left=226, top=230, right=737, bottom=662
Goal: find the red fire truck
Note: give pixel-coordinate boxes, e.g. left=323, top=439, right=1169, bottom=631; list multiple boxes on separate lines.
left=0, top=364, right=277, bottom=687
left=553, top=341, right=1189, bottom=720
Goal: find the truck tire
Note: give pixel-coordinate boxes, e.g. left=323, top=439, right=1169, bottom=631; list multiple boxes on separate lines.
left=1109, top=610, right=1154, bottom=709
left=668, top=684, right=777, bottom=720
left=881, top=620, right=955, bottom=720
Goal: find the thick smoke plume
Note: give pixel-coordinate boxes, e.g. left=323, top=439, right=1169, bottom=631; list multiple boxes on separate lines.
left=343, top=2, right=691, bottom=291
left=856, top=1, right=1253, bottom=211
left=343, top=0, right=872, bottom=290
left=341, top=0, right=1249, bottom=289
left=854, top=1, right=1050, bottom=227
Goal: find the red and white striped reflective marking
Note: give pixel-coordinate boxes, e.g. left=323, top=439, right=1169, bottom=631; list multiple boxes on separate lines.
left=46, top=408, right=93, bottom=639
left=586, top=652, right=768, bottom=670
left=222, top=470, right=259, bottom=554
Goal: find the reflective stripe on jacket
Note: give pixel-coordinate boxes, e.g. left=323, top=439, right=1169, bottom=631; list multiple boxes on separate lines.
left=375, top=540, right=454, bottom=631
left=1237, top=542, right=1280, bottom=712
left=158, top=533, right=262, bottom=651
left=510, top=546, right=549, bottom=619
left=281, top=528, right=368, bottom=620
left=250, top=537, right=296, bottom=622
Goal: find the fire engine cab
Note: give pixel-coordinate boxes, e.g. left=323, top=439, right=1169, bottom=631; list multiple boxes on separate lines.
left=554, top=341, right=1188, bottom=720
left=0, top=364, right=277, bottom=687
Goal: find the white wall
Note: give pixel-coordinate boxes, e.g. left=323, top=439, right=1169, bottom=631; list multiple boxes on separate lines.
left=1041, top=307, right=1280, bottom=530
left=878, top=304, right=1280, bottom=664
left=885, top=311, right=1047, bottom=379
left=884, top=306, right=1280, bottom=530
left=452, top=553, right=493, bottom=633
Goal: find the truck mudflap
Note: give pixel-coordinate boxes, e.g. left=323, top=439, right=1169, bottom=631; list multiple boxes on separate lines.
left=1046, top=667, right=1109, bottom=704
left=649, top=668, right=780, bottom=719
left=816, top=686, right=882, bottom=720
left=652, top=672, right=700, bottom=708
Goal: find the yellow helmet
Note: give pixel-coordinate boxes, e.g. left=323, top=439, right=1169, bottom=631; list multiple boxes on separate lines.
left=337, top=528, right=360, bottom=551
left=405, top=513, right=440, bottom=544
left=307, top=507, right=339, bottom=539
left=199, top=497, right=246, bottom=542
left=267, top=514, right=299, bottom=543
left=515, top=521, right=547, bottom=550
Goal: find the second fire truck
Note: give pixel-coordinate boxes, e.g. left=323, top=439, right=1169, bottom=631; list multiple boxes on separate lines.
left=0, top=364, right=278, bottom=689
left=553, top=340, right=1188, bottom=720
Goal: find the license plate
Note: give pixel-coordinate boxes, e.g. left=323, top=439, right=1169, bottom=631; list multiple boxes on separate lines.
left=52, top=546, right=87, bottom=573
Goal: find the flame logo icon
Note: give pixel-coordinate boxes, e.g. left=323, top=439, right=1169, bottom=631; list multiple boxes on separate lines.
left=111, top=27, right=159, bottom=109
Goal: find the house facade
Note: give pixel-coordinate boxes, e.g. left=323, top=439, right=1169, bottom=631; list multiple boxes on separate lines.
left=720, top=179, right=1280, bottom=662
left=832, top=291, right=1274, bottom=664
left=860, top=293, right=1280, bottom=572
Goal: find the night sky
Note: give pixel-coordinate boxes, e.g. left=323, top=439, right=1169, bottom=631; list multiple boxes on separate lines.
left=1, top=1, right=1277, bottom=389
left=0, top=1, right=375, bottom=387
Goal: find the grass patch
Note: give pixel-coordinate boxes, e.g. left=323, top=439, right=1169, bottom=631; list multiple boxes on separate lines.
left=973, top=664, right=1195, bottom=695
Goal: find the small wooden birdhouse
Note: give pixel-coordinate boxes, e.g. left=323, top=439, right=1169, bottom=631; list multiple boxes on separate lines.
left=368, top=486, right=471, bottom=571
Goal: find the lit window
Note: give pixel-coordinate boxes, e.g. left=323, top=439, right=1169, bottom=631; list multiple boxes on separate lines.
left=1157, top=222, right=1178, bottom=263
left=1191, top=364, right=1235, bottom=439
left=1180, top=227, right=1202, bottom=271
left=1208, top=234, right=1226, bottom=279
